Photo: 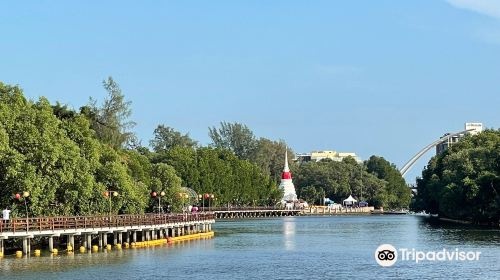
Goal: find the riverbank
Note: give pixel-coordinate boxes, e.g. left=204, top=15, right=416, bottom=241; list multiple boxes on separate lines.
left=436, top=216, right=500, bottom=228
left=299, top=206, right=374, bottom=216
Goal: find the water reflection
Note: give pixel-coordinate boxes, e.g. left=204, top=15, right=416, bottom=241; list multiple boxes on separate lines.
left=0, top=238, right=214, bottom=277
left=283, top=217, right=296, bottom=251
left=0, top=217, right=499, bottom=280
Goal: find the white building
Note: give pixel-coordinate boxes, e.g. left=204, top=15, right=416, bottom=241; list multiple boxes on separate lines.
left=295, top=150, right=362, bottom=163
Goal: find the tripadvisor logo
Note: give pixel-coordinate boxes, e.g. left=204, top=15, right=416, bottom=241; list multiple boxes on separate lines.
left=375, top=244, right=482, bottom=267
left=375, top=244, right=397, bottom=267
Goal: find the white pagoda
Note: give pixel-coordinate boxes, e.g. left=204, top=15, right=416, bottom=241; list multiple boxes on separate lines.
left=279, top=149, right=297, bottom=203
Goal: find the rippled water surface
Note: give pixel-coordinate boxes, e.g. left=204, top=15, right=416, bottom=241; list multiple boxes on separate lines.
left=1, top=215, right=499, bottom=279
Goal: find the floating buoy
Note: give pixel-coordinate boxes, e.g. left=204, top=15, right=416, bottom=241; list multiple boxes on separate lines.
left=115, top=244, right=122, bottom=250
left=124, top=242, right=129, bottom=248
left=79, top=246, right=86, bottom=253
left=34, top=249, right=41, bottom=256
left=16, top=251, right=23, bottom=258
left=92, top=245, right=99, bottom=252
left=52, top=248, right=58, bottom=255
left=106, top=244, right=112, bottom=250
left=67, top=245, right=73, bottom=252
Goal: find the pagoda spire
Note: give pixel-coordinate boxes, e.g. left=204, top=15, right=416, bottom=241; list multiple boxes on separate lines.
left=284, top=147, right=290, bottom=172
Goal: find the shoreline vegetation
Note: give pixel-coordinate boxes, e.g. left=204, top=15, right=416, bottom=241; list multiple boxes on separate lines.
left=412, top=130, right=500, bottom=226
left=0, top=79, right=411, bottom=220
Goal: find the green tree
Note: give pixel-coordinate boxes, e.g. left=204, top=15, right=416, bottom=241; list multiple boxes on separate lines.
left=150, top=125, right=197, bottom=152
left=150, top=163, right=183, bottom=212
left=209, top=122, right=257, bottom=160
left=300, top=186, right=318, bottom=204
left=253, top=138, right=295, bottom=182
left=83, top=77, right=136, bottom=149
left=414, top=130, right=500, bottom=224
left=365, top=155, right=411, bottom=208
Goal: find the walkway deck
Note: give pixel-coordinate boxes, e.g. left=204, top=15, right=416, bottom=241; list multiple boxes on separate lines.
left=0, top=213, right=215, bottom=256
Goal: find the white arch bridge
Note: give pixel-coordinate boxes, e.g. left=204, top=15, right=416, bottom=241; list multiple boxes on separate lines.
left=399, top=129, right=474, bottom=178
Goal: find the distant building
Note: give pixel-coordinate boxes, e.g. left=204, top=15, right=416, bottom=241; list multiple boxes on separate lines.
left=465, top=122, right=483, bottom=135
left=436, top=122, right=483, bottom=155
left=295, top=150, right=362, bottom=163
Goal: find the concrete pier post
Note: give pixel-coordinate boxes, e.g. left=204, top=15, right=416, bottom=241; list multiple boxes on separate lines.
left=69, top=235, right=75, bottom=250
left=141, top=231, right=145, bottom=242
left=113, top=232, right=118, bottom=245
left=118, top=232, right=123, bottom=244
left=171, top=228, right=176, bottom=237
left=126, top=232, right=130, bottom=244
left=159, top=229, right=163, bottom=239
left=98, top=233, right=103, bottom=248
left=87, top=234, right=92, bottom=250
left=133, top=231, right=137, bottom=243
left=103, top=233, right=108, bottom=246
left=152, top=230, right=156, bottom=240
left=22, top=238, right=28, bottom=255
left=0, top=239, right=3, bottom=255
left=83, top=234, right=88, bottom=249
left=49, top=236, right=54, bottom=252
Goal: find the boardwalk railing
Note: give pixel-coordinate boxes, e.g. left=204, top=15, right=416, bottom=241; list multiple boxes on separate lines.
left=199, top=206, right=281, bottom=212
left=0, top=213, right=215, bottom=234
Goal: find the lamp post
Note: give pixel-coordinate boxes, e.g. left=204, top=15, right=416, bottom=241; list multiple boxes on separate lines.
left=178, top=193, right=189, bottom=213
left=198, top=194, right=203, bottom=212
left=204, top=193, right=209, bottom=211
left=184, top=193, right=189, bottom=212
left=16, top=192, right=30, bottom=232
left=104, top=191, right=119, bottom=217
left=151, top=191, right=166, bottom=214
left=209, top=194, right=215, bottom=212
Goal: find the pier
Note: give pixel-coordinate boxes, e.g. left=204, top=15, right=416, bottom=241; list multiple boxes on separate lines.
left=0, top=213, right=215, bottom=256
left=198, top=207, right=300, bottom=219
left=199, top=206, right=375, bottom=219
left=300, top=206, right=375, bottom=215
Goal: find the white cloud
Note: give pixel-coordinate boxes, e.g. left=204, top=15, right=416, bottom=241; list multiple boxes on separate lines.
left=446, top=0, right=500, bottom=18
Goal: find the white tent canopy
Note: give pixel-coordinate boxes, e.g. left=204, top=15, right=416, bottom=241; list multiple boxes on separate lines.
left=343, top=195, right=358, bottom=206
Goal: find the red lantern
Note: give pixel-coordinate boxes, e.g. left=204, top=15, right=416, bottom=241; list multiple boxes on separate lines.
left=204, top=193, right=209, bottom=199
left=15, top=193, right=21, bottom=200
left=151, top=191, right=157, bottom=198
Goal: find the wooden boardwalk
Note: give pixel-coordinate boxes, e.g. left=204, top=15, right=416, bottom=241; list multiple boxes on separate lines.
left=0, top=213, right=215, bottom=256
left=197, top=207, right=301, bottom=219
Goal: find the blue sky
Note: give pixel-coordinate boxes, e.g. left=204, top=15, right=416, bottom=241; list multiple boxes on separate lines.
left=1, top=0, right=500, bottom=182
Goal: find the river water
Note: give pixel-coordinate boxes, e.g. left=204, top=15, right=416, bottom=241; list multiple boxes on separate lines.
left=1, top=215, right=499, bottom=279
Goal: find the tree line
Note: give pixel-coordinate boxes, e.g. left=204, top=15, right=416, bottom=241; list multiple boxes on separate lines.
left=0, top=78, right=411, bottom=218
left=294, top=156, right=411, bottom=208
left=412, top=130, right=500, bottom=224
